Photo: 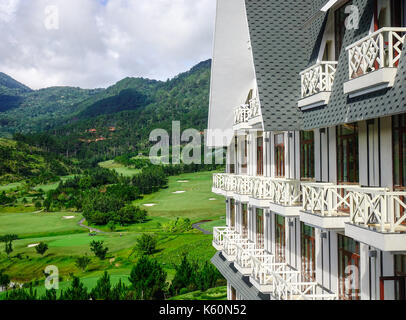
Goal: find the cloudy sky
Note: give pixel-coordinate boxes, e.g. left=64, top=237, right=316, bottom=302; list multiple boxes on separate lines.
left=0, top=0, right=216, bottom=90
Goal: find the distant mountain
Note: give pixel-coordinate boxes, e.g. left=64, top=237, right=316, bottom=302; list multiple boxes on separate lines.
left=0, top=72, right=32, bottom=93
left=0, top=85, right=103, bottom=136
left=13, top=59, right=212, bottom=164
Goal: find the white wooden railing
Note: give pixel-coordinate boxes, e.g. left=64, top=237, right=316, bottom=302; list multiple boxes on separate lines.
left=251, top=252, right=338, bottom=300
left=301, top=182, right=358, bottom=216
left=249, top=97, right=261, bottom=118
left=351, top=188, right=406, bottom=233
left=213, top=227, right=235, bottom=248
left=233, top=97, right=261, bottom=125
left=213, top=173, right=301, bottom=206
left=235, top=244, right=267, bottom=271
left=223, top=234, right=251, bottom=259
left=233, top=104, right=250, bottom=125
left=252, top=177, right=302, bottom=206
left=346, top=27, right=406, bottom=79
left=300, top=61, right=338, bottom=98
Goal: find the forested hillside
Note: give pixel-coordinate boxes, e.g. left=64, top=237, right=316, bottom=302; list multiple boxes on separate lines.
left=9, top=60, right=211, bottom=164
left=0, top=138, right=79, bottom=184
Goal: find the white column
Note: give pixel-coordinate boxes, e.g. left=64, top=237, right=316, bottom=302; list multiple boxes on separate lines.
left=330, top=231, right=339, bottom=294
left=380, top=116, right=392, bottom=188
left=314, top=128, right=321, bottom=181
left=328, top=127, right=337, bottom=183
left=360, top=243, right=370, bottom=300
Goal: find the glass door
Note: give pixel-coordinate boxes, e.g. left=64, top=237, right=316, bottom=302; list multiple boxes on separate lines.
left=275, top=133, right=285, bottom=178
left=300, top=131, right=315, bottom=180
left=257, top=135, right=264, bottom=176
left=242, top=204, right=248, bottom=238
left=241, top=137, right=248, bottom=174
left=394, top=254, right=406, bottom=300
left=301, top=223, right=316, bottom=281
left=337, top=123, right=359, bottom=213
left=230, top=199, right=235, bottom=228
left=275, top=215, right=286, bottom=262
left=393, top=114, right=406, bottom=225
left=338, top=234, right=360, bottom=300
left=256, top=209, right=264, bottom=248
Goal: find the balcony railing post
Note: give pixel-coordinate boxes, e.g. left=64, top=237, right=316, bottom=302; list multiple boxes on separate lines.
left=388, top=30, right=394, bottom=67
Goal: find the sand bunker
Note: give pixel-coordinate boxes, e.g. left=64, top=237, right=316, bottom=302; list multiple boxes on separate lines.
left=177, top=180, right=189, bottom=183
left=27, top=243, right=39, bottom=248
left=143, top=204, right=157, bottom=207
left=63, top=216, right=75, bottom=219
left=172, top=191, right=186, bottom=194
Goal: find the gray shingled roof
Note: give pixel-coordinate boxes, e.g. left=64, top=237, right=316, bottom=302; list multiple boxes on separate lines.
left=211, top=252, right=270, bottom=300
left=302, top=0, right=406, bottom=129
left=244, top=0, right=312, bottom=131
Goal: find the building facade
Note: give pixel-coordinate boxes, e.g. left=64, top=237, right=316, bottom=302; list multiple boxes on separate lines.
left=207, top=0, right=406, bottom=300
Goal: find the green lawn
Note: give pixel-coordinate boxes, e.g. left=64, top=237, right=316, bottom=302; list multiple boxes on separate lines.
left=98, top=160, right=141, bottom=177
left=199, top=219, right=226, bottom=233
left=169, top=286, right=227, bottom=300
left=0, top=170, right=224, bottom=298
left=0, top=211, right=84, bottom=239
left=134, top=171, right=225, bottom=222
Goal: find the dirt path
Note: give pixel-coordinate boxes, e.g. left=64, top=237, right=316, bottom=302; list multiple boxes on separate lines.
left=78, top=218, right=109, bottom=234
left=192, top=220, right=213, bottom=235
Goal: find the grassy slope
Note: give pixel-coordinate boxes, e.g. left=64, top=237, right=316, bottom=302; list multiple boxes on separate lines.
left=0, top=171, right=225, bottom=298
left=134, top=171, right=225, bottom=222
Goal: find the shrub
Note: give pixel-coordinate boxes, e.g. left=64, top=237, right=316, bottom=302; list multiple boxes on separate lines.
left=135, top=234, right=157, bottom=255
left=90, top=240, right=109, bottom=260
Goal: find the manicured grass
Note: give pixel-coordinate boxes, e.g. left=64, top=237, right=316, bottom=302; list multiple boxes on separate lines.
left=168, top=286, right=227, bottom=300
left=0, top=169, right=223, bottom=299
left=34, top=175, right=79, bottom=192
left=0, top=211, right=84, bottom=239
left=133, top=171, right=225, bottom=222
left=98, top=160, right=141, bottom=177
left=199, top=219, right=226, bottom=233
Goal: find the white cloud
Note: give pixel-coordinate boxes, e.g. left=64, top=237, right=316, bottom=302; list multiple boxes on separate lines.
left=0, top=0, right=216, bottom=89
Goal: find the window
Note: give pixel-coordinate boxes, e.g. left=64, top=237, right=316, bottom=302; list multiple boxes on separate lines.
left=230, top=286, right=237, bottom=300
left=257, top=135, right=264, bottom=176
left=256, top=209, right=264, bottom=248
left=242, top=204, right=248, bottom=237
left=301, top=223, right=316, bottom=281
left=394, top=255, right=406, bottom=300
left=241, top=137, right=248, bottom=174
left=393, top=114, right=406, bottom=225
left=275, top=215, right=286, bottom=262
left=230, top=199, right=235, bottom=228
left=300, top=131, right=315, bottom=180
left=337, top=123, right=359, bottom=183
left=334, top=1, right=352, bottom=60
left=393, top=114, right=406, bottom=189
left=338, top=234, right=360, bottom=300
left=275, top=133, right=285, bottom=178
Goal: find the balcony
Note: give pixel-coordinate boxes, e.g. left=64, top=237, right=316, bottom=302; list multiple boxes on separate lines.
left=298, top=61, right=338, bottom=110
left=346, top=188, right=406, bottom=252
left=222, top=233, right=252, bottom=262
left=233, top=104, right=251, bottom=131
left=344, top=27, right=406, bottom=98
left=212, top=174, right=302, bottom=213
left=212, top=226, right=236, bottom=251
left=250, top=252, right=337, bottom=300
left=300, top=182, right=355, bottom=230
left=234, top=245, right=268, bottom=275
left=233, top=97, right=262, bottom=130
left=251, top=177, right=302, bottom=216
